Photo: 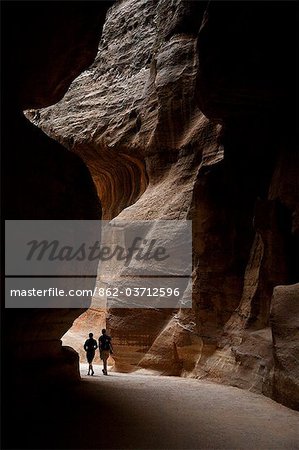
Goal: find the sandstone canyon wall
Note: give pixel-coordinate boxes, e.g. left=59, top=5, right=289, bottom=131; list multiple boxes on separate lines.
left=26, top=1, right=299, bottom=409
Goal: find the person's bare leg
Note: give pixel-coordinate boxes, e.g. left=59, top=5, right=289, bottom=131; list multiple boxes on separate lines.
left=91, top=363, right=94, bottom=376
left=102, top=358, right=108, bottom=375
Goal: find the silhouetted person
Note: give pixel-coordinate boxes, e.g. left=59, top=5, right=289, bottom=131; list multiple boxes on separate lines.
left=84, top=333, right=98, bottom=376
left=99, top=329, right=113, bottom=375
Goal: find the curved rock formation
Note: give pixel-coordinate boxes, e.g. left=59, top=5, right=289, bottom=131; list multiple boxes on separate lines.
left=25, top=0, right=298, bottom=409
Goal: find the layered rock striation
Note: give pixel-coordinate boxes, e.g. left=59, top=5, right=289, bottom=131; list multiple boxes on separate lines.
left=27, top=0, right=298, bottom=409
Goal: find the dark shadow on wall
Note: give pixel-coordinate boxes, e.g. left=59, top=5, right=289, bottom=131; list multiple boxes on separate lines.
left=1, top=2, right=113, bottom=449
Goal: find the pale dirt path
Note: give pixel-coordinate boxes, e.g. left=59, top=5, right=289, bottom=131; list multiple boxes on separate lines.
left=71, top=364, right=299, bottom=450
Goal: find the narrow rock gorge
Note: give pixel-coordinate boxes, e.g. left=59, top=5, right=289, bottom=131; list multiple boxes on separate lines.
left=2, top=3, right=298, bottom=438
left=25, top=0, right=299, bottom=410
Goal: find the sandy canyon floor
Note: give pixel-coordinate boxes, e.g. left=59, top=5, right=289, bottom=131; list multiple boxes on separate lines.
left=48, top=364, right=299, bottom=449
left=8, top=363, right=299, bottom=449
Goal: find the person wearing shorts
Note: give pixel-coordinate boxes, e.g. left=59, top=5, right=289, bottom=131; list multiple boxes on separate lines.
left=84, top=332, right=98, bottom=376
left=98, top=329, right=113, bottom=375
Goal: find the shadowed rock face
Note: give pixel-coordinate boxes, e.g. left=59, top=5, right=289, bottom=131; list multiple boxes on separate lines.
left=196, top=2, right=295, bottom=121
left=3, top=2, right=111, bottom=110
left=2, top=1, right=112, bottom=386
left=192, top=2, right=298, bottom=405
left=271, top=284, right=299, bottom=410
left=22, top=0, right=298, bottom=409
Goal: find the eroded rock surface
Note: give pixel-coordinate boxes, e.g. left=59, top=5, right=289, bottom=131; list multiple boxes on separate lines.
left=28, top=0, right=298, bottom=408
left=271, top=284, right=299, bottom=410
